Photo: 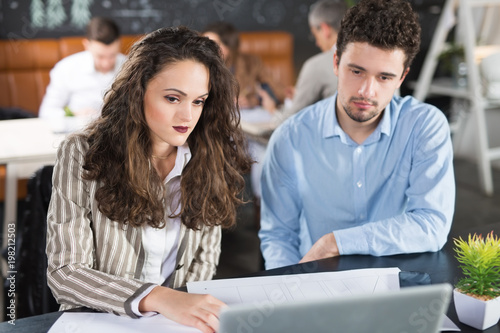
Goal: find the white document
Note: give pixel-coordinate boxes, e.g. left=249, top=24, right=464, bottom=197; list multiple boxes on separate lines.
left=48, top=312, right=201, bottom=333
left=187, top=267, right=401, bottom=305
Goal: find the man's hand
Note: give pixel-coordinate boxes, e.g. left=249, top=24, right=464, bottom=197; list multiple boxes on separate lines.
left=73, top=107, right=97, bottom=117
left=299, top=232, right=339, bottom=263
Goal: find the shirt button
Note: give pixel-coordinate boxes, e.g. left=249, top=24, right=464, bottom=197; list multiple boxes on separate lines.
left=355, top=147, right=362, bottom=154
left=357, top=181, right=362, bottom=188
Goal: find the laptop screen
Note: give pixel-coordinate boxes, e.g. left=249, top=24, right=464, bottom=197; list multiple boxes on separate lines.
left=219, top=283, right=452, bottom=333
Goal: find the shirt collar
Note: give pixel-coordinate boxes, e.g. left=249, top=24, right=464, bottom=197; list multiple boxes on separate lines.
left=378, top=104, right=392, bottom=137
left=323, top=95, right=338, bottom=139
left=165, top=143, right=191, bottom=183
left=323, top=93, right=393, bottom=143
left=82, top=51, right=122, bottom=75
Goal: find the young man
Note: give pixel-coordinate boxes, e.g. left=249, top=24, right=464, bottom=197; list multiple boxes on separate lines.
left=39, top=17, right=126, bottom=120
left=259, top=0, right=455, bottom=269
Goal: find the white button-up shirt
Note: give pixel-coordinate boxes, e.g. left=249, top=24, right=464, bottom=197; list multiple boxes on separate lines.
left=39, top=50, right=126, bottom=119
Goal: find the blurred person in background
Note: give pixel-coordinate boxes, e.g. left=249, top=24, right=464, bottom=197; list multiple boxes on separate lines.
left=272, top=0, right=347, bottom=125
left=39, top=17, right=126, bottom=121
left=202, top=21, right=284, bottom=114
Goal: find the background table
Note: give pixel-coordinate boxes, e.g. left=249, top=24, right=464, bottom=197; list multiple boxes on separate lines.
left=1, top=223, right=498, bottom=333
left=0, top=118, right=64, bottom=230
left=0, top=118, right=64, bottom=321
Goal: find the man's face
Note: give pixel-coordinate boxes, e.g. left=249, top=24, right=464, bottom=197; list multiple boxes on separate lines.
left=333, top=42, right=408, bottom=126
left=310, top=24, right=331, bottom=52
left=84, top=39, right=121, bottom=74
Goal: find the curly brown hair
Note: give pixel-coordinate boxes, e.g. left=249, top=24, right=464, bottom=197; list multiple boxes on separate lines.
left=81, top=26, right=252, bottom=230
left=336, top=0, right=421, bottom=71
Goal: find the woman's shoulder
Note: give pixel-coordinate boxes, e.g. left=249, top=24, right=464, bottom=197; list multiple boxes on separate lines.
left=57, top=133, right=89, bottom=157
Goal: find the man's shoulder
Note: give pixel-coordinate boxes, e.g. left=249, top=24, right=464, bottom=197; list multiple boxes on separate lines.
left=54, top=51, right=91, bottom=69
left=303, top=49, right=334, bottom=70
left=392, top=95, right=448, bottom=128
left=270, top=97, right=333, bottom=150
left=394, top=95, right=444, bottom=117
left=59, top=50, right=91, bottom=63
left=281, top=96, right=334, bottom=130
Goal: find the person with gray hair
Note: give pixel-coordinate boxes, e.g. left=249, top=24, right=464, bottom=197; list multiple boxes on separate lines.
left=270, top=0, right=347, bottom=124
left=308, top=0, right=345, bottom=52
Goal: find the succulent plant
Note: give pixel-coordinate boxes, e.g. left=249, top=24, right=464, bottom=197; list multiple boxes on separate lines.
left=453, top=231, right=500, bottom=300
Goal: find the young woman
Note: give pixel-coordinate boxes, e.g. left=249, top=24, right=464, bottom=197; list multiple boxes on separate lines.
left=46, top=26, right=252, bottom=333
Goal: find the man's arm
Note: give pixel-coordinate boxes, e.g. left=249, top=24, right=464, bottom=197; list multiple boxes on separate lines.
left=39, top=60, right=71, bottom=119
left=259, top=125, right=304, bottom=269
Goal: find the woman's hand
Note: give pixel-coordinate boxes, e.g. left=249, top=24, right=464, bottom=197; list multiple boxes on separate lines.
left=256, top=87, right=277, bottom=113
left=139, top=286, right=227, bottom=333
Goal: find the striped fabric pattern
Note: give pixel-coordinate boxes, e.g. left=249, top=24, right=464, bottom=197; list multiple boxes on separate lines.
left=46, top=135, right=221, bottom=318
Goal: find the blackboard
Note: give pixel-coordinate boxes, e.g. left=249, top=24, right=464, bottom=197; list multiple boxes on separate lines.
left=0, top=0, right=445, bottom=80
left=0, top=0, right=321, bottom=72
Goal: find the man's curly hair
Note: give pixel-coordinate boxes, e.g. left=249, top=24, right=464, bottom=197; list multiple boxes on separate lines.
left=336, top=0, right=421, bottom=71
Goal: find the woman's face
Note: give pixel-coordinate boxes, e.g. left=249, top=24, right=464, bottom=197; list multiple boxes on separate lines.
left=202, top=32, right=230, bottom=62
left=144, top=60, right=209, bottom=153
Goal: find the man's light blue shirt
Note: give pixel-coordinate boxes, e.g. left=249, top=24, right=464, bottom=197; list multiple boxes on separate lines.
left=259, top=94, right=455, bottom=269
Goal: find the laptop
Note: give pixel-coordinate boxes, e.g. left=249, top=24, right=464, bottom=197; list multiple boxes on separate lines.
left=219, top=283, right=452, bottom=333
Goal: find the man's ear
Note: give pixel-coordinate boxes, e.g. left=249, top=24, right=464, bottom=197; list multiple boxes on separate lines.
left=333, top=50, right=340, bottom=76
left=397, top=67, right=410, bottom=88
left=82, top=38, right=90, bottom=51
left=319, top=22, right=333, bottom=39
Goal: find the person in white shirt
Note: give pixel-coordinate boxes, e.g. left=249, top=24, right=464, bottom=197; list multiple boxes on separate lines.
left=39, top=17, right=126, bottom=120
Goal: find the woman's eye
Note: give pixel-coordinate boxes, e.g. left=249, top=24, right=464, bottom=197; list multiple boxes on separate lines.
left=165, top=96, right=179, bottom=103
left=193, top=99, right=206, bottom=106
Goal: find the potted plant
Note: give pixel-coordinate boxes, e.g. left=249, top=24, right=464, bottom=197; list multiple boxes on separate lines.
left=438, top=42, right=467, bottom=87
left=453, top=231, right=500, bottom=330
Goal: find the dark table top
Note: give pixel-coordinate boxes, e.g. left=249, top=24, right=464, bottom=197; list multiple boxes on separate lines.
left=2, top=222, right=499, bottom=333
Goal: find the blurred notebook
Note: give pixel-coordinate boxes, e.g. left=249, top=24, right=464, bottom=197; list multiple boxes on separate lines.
left=219, top=283, right=452, bottom=333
